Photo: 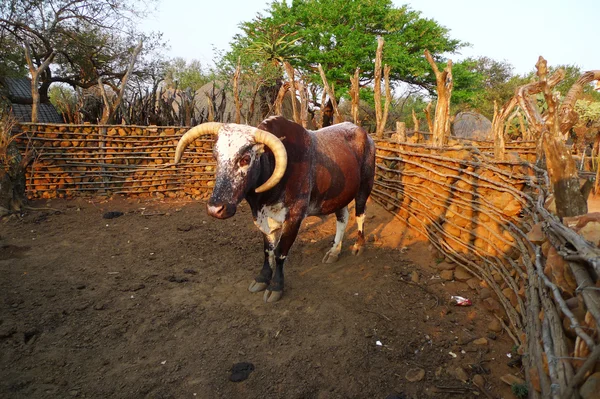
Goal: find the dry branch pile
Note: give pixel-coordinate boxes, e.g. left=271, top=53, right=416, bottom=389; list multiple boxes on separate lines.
left=15, top=123, right=215, bottom=200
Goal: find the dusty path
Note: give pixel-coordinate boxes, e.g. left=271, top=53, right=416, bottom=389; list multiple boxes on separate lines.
left=1, top=197, right=515, bottom=398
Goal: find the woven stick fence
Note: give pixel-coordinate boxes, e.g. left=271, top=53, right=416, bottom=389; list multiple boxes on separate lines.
left=373, top=138, right=599, bottom=398
left=15, top=123, right=215, bottom=200
left=13, top=123, right=600, bottom=397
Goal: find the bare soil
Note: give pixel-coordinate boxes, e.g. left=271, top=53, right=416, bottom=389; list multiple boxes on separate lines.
left=1, top=197, right=517, bottom=399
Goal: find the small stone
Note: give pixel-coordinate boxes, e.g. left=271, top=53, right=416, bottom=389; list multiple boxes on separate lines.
left=488, top=318, right=502, bottom=333
left=405, top=368, right=425, bottom=382
left=0, top=324, right=16, bottom=339
left=411, top=271, right=420, bottom=284
left=434, top=262, right=456, bottom=271
left=466, top=278, right=479, bottom=290
left=473, top=374, right=485, bottom=389
left=473, top=338, right=488, bottom=346
left=483, top=298, right=502, bottom=313
left=500, top=374, right=525, bottom=386
left=440, top=270, right=454, bottom=281
left=454, top=266, right=471, bottom=281
left=451, top=366, right=469, bottom=383
left=526, top=223, right=545, bottom=244
left=579, top=372, right=600, bottom=399
left=94, top=303, right=107, bottom=311
left=479, top=288, right=492, bottom=299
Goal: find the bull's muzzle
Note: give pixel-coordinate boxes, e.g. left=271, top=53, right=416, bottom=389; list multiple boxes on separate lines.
left=207, top=202, right=237, bottom=219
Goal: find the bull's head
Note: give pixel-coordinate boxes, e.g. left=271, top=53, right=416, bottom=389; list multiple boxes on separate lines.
left=174, top=123, right=288, bottom=219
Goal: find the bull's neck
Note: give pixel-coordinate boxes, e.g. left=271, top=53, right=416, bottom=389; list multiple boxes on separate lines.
left=245, top=150, right=282, bottom=209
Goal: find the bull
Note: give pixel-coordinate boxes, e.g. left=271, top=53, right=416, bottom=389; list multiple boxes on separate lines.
left=174, top=116, right=375, bottom=302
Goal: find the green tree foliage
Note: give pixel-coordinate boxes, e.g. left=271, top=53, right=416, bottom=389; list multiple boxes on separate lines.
left=226, top=0, right=465, bottom=95
left=0, top=0, right=164, bottom=99
left=448, top=57, right=528, bottom=119
left=163, top=58, right=212, bottom=92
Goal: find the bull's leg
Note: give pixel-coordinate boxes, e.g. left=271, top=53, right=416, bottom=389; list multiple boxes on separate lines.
left=249, top=233, right=280, bottom=293
left=322, top=206, right=349, bottom=264
left=263, top=220, right=302, bottom=303
left=352, top=172, right=373, bottom=256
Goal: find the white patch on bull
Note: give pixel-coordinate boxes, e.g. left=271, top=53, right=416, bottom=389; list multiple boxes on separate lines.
left=214, top=124, right=254, bottom=162
left=265, top=249, right=276, bottom=268
left=331, top=207, right=349, bottom=253
left=254, top=203, right=287, bottom=236
left=355, top=214, right=365, bottom=234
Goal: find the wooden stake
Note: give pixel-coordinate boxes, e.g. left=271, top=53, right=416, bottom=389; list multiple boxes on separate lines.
left=318, top=64, right=341, bottom=124
left=424, top=102, right=434, bottom=135
left=424, top=50, right=453, bottom=147
left=350, top=67, right=361, bottom=126
left=283, top=61, right=301, bottom=124
left=23, top=42, right=55, bottom=124
left=412, top=109, right=420, bottom=133
left=380, top=65, right=392, bottom=137
left=393, top=121, right=406, bottom=142
left=374, top=37, right=384, bottom=137
left=233, top=57, right=242, bottom=124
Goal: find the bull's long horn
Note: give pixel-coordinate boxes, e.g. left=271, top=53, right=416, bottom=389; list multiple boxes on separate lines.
left=174, top=122, right=223, bottom=164
left=253, top=128, right=288, bottom=193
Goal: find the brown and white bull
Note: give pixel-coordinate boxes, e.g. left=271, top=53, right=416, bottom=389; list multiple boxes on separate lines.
left=174, top=116, right=375, bottom=302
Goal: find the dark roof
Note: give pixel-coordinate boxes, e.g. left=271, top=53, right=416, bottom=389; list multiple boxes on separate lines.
left=2, top=77, right=31, bottom=102
left=11, top=103, right=64, bottom=123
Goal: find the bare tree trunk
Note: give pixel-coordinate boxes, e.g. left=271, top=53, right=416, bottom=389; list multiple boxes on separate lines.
left=424, top=102, right=434, bottom=134
left=273, top=82, right=288, bottom=116
left=318, top=89, right=327, bottom=128
left=296, top=79, right=309, bottom=128
left=412, top=109, right=420, bottom=132
left=424, top=50, right=453, bottom=147
left=350, top=67, right=360, bottom=126
left=283, top=61, right=300, bottom=124
left=517, top=111, right=529, bottom=140
left=380, top=65, right=392, bottom=137
left=23, top=42, right=55, bottom=123
left=537, top=57, right=587, bottom=217
left=392, top=121, right=406, bottom=142
left=374, top=37, right=384, bottom=138
left=233, top=57, right=242, bottom=124
left=318, top=64, right=341, bottom=125
left=491, top=98, right=518, bottom=160
left=206, top=93, right=215, bottom=122
left=99, top=40, right=143, bottom=124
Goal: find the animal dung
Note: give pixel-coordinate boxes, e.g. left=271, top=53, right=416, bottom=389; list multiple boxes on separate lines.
left=229, top=362, right=255, bottom=382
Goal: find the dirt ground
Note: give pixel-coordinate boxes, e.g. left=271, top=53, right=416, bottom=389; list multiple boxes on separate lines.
left=1, top=197, right=519, bottom=399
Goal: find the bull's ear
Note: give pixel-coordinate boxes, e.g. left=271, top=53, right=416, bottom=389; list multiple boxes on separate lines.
left=253, top=143, right=265, bottom=156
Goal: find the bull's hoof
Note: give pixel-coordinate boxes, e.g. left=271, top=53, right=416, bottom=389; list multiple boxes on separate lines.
left=322, top=249, right=340, bottom=264
left=351, top=244, right=364, bottom=256
left=263, top=289, right=283, bottom=303
left=248, top=280, right=268, bottom=293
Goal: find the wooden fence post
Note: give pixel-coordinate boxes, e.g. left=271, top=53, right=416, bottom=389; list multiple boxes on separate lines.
left=424, top=50, right=453, bottom=147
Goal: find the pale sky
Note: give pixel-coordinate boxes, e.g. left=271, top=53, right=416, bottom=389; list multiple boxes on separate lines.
left=142, top=0, right=599, bottom=75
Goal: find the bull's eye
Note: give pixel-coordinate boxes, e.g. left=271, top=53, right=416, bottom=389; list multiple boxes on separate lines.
left=238, top=155, right=251, bottom=167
